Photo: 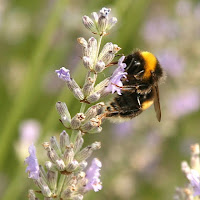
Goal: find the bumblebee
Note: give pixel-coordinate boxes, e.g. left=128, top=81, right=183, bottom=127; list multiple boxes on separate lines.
left=105, top=50, right=164, bottom=122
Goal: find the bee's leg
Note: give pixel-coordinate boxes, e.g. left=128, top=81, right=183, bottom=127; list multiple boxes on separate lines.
left=133, top=70, right=144, bottom=79
left=105, top=61, right=118, bottom=68
left=115, top=54, right=124, bottom=57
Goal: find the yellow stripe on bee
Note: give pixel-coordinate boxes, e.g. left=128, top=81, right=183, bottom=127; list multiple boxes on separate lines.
left=141, top=51, right=157, bottom=79
left=142, top=100, right=154, bottom=110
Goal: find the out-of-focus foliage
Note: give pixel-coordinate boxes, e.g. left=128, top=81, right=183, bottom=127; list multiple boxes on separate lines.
left=0, top=0, right=199, bottom=199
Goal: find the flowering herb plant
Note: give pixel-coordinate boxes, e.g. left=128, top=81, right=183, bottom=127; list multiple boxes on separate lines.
left=25, top=7, right=126, bottom=200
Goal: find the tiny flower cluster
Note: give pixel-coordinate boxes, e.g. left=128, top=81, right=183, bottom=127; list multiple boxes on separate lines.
left=26, top=7, right=126, bottom=200
left=26, top=132, right=101, bottom=199
left=174, top=144, right=200, bottom=200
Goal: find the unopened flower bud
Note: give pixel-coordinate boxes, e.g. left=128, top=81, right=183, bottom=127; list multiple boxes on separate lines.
left=82, top=77, right=95, bottom=96
left=60, top=130, right=70, bottom=153
left=45, top=161, right=57, bottom=172
left=71, top=113, right=86, bottom=129
left=94, top=78, right=110, bottom=94
left=91, top=12, right=99, bottom=23
left=190, top=144, right=200, bottom=170
left=94, top=60, right=105, bottom=73
left=55, top=159, right=66, bottom=171
left=86, top=92, right=101, bottom=103
left=181, top=161, right=190, bottom=174
left=35, top=177, right=52, bottom=197
left=77, top=37, right=88, bottom=48
left=72, top=88, right=84, bottom=101
left=50, top=136, right=62, bottom=156
left=88, top=126, right=102, bottom=134
left=66, top=160, right=79, bottom=172
left=39, top=165, right=47, bottom=183
left=61, top=187, right=73, bottom=199
left=46, top=147, right=60, bottom=164
left=28, top=190, right=36, bottom=200
left=47, top=170, right=58, bottom=190
left=81, top=117, right=101, bottom=133
left=83, top=56, right=93, bottom=70
left=113, top=44, right=121, bottom=53
left=72, top=194, right=84, bottom=200
left=87, top=37, right=97, bottom=62
left=75, top=141, right=101, bottom=162
left=98, top=8, right=111, bottom=35
left=107, top=17, right=117, bottom=30
left=56, top=102, right=71, bottom=128
left=74, top=134, right=84, bottom=154
left=77, top=161, right=88, bottom=171
left=98, top=42, right=113, bottom=60
left=63, top=145, right=74, bottom=166
left=82, top=15, right=97, bottom=34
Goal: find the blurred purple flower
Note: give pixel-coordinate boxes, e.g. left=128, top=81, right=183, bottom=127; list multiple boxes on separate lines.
left=106, top=56, right=127, bottom=95
left=55, top=67, right=71, bottom=81
left=158, top=49, right=185, bottom=77
left=25, top=144, right=40, bottom=180
left=169, top=89, right=200, bottom=118
left=186, top=169, right=200, bottom=196
left=85, top=158, right=102, bottom=192
left=19, top=120, right=40, bottom=145
left=113, top=121, right=134, bottom=137
left=142, top=16, right=177, bottom=44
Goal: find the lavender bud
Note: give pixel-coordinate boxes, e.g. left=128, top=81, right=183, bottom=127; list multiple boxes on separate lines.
left=71, top=113, right=86, bottom=129
left=98, top=42, right=113, bottom=60
left=56, top=102, right=71, bottom=128
left=50, top=136, right=62, bottom=156
left=88, top=126, right=102, bottom=134
left=74, top=134, right=84, bottom=154
left=91, top=12, right=99, bottom=23
left=98, top=8, right=111, bottom=35
left=76, top=161, right=88, bottom=172
left=47, top=170, right=58, bottom=190
left=84, top=103, right=104, bottom=121
left=60, top=130, right=70, bottom=153
left=28, top=190, right=36, bottom=200
left=61, top=187, right=73, bottom=199
left=113, top=44, right=121, bottom=53
left=45, top=161, right=57, bottom=172
left=82, top=77, right=95, bottom=96
left=63, top=145, right=74, bottom=166
left=72, top=88, right=84, bottom=101
left=86, top=92, right=101, bottom=103
left=81, top=117, right=101, bottom=133
left=39, top=165, right=47, bottom=183
left=45, top=147, right=60, bottom=164
left=72, top=195, right=84, bottom=200
left=94, top=60, right=105, bottom=73
left=181, top=161, right=190, bottom=174
left=66, top=160, right=79, bottom=172
left=87, top=37, right=97, bottom=62
left=94, top=78, right=110, bottom=94
left=82, top=15, right=97, bottom=33
left=190, top=144, right=200, bottom=170
left=77, top=37, right=88, bottom=48
left=82, top=56, right=93, bottom=70
left=107, top=17, right=118, bottom=30
left=35, top=177, right=52, bottom=197
left=55, top=159, right=66, bottom=171
left=75, top=142, right=101, bottom=162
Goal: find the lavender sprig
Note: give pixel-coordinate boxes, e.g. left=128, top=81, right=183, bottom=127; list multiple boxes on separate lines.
left=26, top=7, right=126, bottom=200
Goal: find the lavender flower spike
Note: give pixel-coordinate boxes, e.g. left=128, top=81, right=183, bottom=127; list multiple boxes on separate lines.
left=25, top=144, right=40, bottom=180
left=55, top=67, right=71, bottom=82
left=186, top=169, right=200, bottom=196
left=106, top=56, right=127, bottom=95
left=85, top=158, right=102, bottom=192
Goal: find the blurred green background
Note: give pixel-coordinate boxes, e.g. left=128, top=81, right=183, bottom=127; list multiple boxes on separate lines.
left=0, top=0, right=200, bottom=199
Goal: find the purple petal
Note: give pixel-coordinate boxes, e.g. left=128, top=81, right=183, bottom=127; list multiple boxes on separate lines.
left=25, top=144, right=39, bottom=180
left=105, top=56, right=127, bottom=95
left=85, top=158, right=102, bottom=192
left=55, top=67, right=71, bottom=82
left=187, top=169, right=200, bottom=196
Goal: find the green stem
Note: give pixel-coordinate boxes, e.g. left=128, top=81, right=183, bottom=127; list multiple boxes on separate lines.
left=70, top=129, right=80, bottom=144
left=80, top=103, right=86, bottom=113
left=56, top=174, right=66, bottom=198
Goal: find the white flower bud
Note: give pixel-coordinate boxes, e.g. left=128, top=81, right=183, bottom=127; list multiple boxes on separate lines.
left=63, top=145, right=74, bottom=167
left=66, top=160, right=79, bottom=172
left=94, top=60, right=105, bottom=73
left=82, top=15, right=97, bottom=33
left=28, top=190, right=36, bottom=200
left=55, top=159, right=66, bottom=171
left=74, top=134, right=84, bottom=154
left=82, top=56, right=93, bottom=70
left=77, top=37, right=88, bottom=48
left=47, top=170, right=58, bottom=190
left=72, top=194, right=84, bottom=200
left=82, top=77, right=95, bottom=96
left=60, top=130, right=70, bottom=153
left=50, top=136, right=62, bottom=156
left=107, top=17, right=118, bottom=30
left=73, top=88, right=84, bottom=101
left=86, top=92, right=101, bottom=103
left=91, top=12, right=99, bottom=23
left=45, top=161, right=57, bottom=172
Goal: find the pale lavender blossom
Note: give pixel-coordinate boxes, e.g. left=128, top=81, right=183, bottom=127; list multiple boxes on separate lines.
left=25, top=144, right=40, bottom=180
left=186, top=169, right=200, bottom=196
left=169, top=89, right=200, bottom=118
left=55, top=67, right=71, bottom=81
left=113, top=121, right=134, bottom=137
left=85, top=158, right=102, bottom=192
left=158, top=49, right=185, bottom=77
left=105, top=56, right=127, bottom=95
left=142, top=16, right=178, bottom=44
left=19, top=120, right=40, bottom=145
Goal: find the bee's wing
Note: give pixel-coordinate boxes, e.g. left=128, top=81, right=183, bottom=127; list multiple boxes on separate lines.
left=153, top=84, right=161, bottom=122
